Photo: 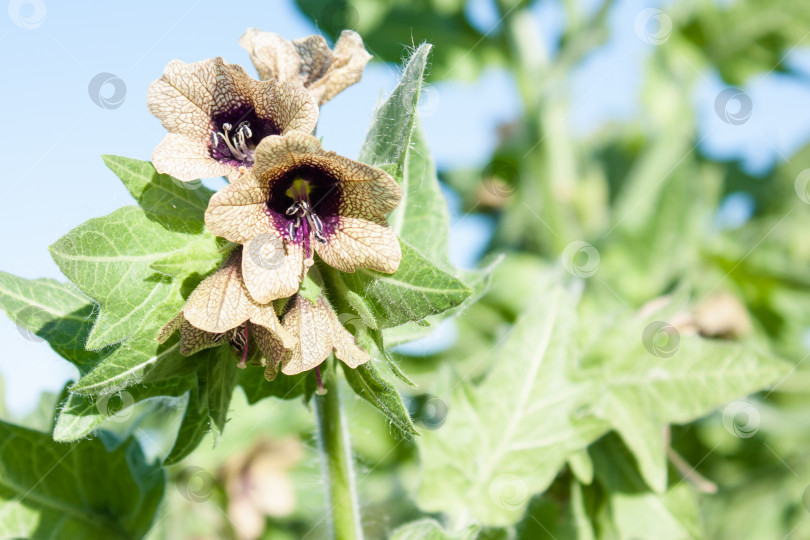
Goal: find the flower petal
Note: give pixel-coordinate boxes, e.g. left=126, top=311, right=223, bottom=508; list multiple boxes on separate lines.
left=315, top=216, right=402, bottom=274
left=205, top=172, right=273, bottom=244
left=242, top=234, right=307, bottom=303
left=298, top=30, right=372, bottom=105
left=326, top=305, right=370, bottom=368
left=239, top=28, right=301, bottom=83
left=252, top=325, right=288, bottom=381
left=147, top=57, right=251, bottom=140
left=152, top=133, right=232, bottom=182
left=182, top=253, right=253, bottom=333
left=281, top=296, right=334, bottom=375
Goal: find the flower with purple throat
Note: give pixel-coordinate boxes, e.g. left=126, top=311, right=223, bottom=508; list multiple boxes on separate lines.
left=205, top=131, right=402, bottom=304
left=147, top=57, right=318, bottom=182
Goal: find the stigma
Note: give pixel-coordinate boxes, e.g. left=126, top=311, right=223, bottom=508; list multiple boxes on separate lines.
left=212, top=121, right=254, bottom=162
left=285, top=181, right=327, bottom=243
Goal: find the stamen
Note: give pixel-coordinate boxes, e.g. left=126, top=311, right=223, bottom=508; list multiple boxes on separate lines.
left=285, top=188, right=327, bottom=244
left=314, top=366, right=327, bottom=395
left=238, top=324, right=249, bottom=369
left=211, top=121, right=254, bottom=163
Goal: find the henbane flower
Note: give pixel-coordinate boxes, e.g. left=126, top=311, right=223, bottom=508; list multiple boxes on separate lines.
left=158, top=249, right=294, bottom=367
left=262, top=294, right=370, bottom=382
left=239, top=29, right=372, bottom=105
left=205, top=131, right=402, bottom=303
left=148, top=57, right=318, bottom=182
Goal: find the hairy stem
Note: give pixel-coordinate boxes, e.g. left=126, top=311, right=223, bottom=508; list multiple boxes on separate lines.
left=315, top=359, right=363, bottom=540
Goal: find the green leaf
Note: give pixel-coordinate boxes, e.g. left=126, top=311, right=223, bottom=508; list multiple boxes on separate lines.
left=390, top=519, right=480, bottom=540
left=391, top=121, right=452, bottom=267
left=415, top=287, right=608, bottom=526
left=358, top=44, right=451, bottom=268
left=203, top=347, right=238, bottom=445
left=340, top=361, right=419, bottom=439
left=53, top=376, right=194, bottom=442
left=359, top=44, right=431, bottom=170
left=341, top=240, right=472, bottom=328
left=50, top=206, right=193, bottom=349
left=149, top=234, right=224, bottom=279
left=415, top=281, right=791, bottom=525
left=591, top=435, right=703, bottom=540
left=580, top=314, right=791, bottom=493
left=0, top=272, right=104, bottom=374
left=69, top=322, right=197, bottom=396
left=237, top=366, right=307, bottom=404
left=0, top=420, right=164, bottom=539
left=164, top=373, right=207, bottom=465
left=102, top=154, right=213, bottom=234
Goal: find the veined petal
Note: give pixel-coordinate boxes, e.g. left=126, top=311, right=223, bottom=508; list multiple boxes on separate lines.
left=327, top=305, right=371, bottom=368
left=148, top=58, right=252, bottom=140
left=152, top=133, right=232, bottom=182
left=300, top=30, right=372, bottom=105
left=281, top=296, right=333, bottom=375
left=205, top=172, right=273, bottom=244
left=239, top=28, right=301, bottom=83
left=240, top=28, right=371, bottom=106
left=280, top=296, right=370, bottom=375
left=242, top=234, right=307, bottom=303
left=182, top=253, right=253, bottom=333
left=315, top=216, right=402, bottom=274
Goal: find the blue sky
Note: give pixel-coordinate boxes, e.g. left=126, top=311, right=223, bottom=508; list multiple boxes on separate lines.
left=1, top=0, right=809, bottom=415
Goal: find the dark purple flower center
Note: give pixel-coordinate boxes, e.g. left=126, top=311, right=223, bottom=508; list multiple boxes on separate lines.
left=209, top=106, right=279, bottom=167
left=266, top=165, right=341, bottom=254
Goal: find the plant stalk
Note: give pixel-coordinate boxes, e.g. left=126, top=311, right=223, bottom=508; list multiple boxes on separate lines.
left=315, top=359, right=363, bottom=540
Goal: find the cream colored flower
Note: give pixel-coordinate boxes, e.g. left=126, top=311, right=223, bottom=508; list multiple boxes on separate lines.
left=158, top=249, right=293, bottom=366
left=262, top=294, right=370, bottom=381
left=205, top=131, right=402, bottom=304
left=239, top=29, right=372, bottom=105
left=147, top=57, right=318, bottom=182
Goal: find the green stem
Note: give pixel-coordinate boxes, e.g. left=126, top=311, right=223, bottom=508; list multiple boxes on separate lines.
left=315, top=359, right=363, bottom=540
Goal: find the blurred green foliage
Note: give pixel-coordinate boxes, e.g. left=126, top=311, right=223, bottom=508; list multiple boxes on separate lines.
left=3, top=0, right=810, bottom=538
